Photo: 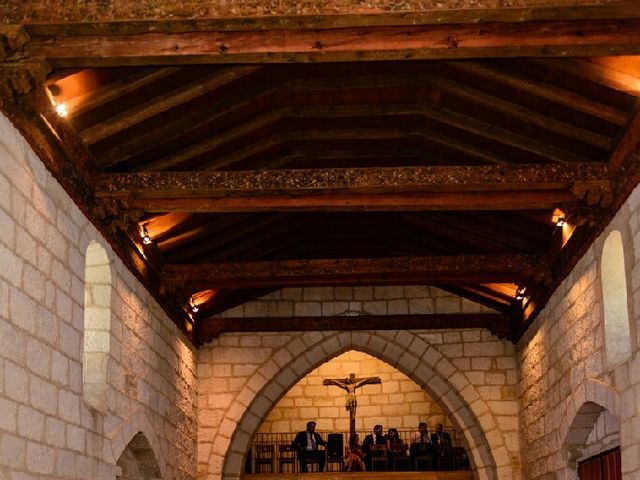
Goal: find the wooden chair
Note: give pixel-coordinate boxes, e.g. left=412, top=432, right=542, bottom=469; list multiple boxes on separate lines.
left=370, top=444, right=388, bottom=471
left=452, top=447, right=470, bottom=470
left=390, top=443, right=410, bottom=471
left=254, top=444, right=274, bottom=473
left=278, top=444, right=296, bottom=473
left=412, top=443, right=434, bottom=471
left=303, top=450, right=324, bottom=473
left=326, top=434, right=344, bottom=472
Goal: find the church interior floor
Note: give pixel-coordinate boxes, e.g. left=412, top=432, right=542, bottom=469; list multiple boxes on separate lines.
left=242, top=472, right=474, bottom=480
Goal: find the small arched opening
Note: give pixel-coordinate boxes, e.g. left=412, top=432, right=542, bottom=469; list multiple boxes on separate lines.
left=83, top=240, right=112, bottom=412
left=116, top=432, right=162, bottom=480
left=600, top=230, right=632, bottom=368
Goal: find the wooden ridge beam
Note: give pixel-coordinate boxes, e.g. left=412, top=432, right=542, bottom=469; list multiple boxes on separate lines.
left=196, top=313, right=512, bottom=345
left=162, top=254, right=541, bottom=289
left=97, top=164, right=611, bottom=212
left=10, top=17, right=640, bottom=67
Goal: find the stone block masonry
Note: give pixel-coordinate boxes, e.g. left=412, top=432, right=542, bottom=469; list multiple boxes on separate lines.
left=517, top=184, right=640, bottom=480
left=258, top=350, right=454, bottom=435
left=0, top=113, right=197, bottom=480
left=199, top=284, right=521, bottom=480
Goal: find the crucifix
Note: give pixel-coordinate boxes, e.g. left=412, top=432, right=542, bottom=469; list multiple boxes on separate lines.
left=323, top=373, right=381, bottom=437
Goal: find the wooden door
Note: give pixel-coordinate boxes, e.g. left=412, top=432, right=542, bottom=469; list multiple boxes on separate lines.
left=578, top=448, right=621, bottom=480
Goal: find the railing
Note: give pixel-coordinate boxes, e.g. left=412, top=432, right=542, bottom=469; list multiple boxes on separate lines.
left=246, top=429, right=468, bottom=474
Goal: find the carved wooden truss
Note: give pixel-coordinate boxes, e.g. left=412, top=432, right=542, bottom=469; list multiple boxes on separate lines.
left=2, top=2, right=640, bottom=344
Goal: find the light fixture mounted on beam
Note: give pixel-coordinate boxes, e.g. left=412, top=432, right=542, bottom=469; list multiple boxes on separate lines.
left=516, top=286, right=527, bottom=301
left=189, top=297, right=199, bottom=313
left=552, top=210, right=567, bottom=227
left=140, top=225, right=152, bottom=245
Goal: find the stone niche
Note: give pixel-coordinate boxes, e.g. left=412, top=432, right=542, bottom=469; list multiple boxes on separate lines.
left=258, top=350, right=453, bottom=435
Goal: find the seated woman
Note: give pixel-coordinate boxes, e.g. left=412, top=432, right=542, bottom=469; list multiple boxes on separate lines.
left=387, top=428, right=403, bottom=449
left=386, top=428, right=407, bottom=470
left=343, top=433, right=366, bottom=472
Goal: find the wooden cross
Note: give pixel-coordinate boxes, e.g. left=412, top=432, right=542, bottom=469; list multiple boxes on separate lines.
left=323, top=373, right=381, bottom=437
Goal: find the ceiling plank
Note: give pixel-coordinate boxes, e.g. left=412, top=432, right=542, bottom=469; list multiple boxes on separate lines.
left=196, top=313, right=511, bottom=345
left=79, top=66, right=260, bottom=144
left=16, top=18, right=640, bottom=67
left=448, top=61, right=631, bottom=125
left=61, top=67, right=182, bottom=117
left=424, top=72, right=613, bottom=150
left=162, top=254, right=542, bottom=289
left=199, top=127, right=511, bottom=170
left=144, top=102, right=595, bottom=170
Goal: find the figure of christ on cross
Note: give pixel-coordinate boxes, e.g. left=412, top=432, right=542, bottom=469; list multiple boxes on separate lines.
left=323, top=373, right=382, bottom=436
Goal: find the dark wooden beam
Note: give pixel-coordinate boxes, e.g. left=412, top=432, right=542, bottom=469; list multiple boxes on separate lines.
left=139, top=103, right=593, bottom=171
left=12, top=17, right=640, bottom=67
left=196, top=313, right=512, bottom=345
left=8, top=4, right=640, bottom=30
left=79, top=66, right=260, bottom=144
left=448, top=61, right=631, bottom=126
left=162, top=254, right=542, bottom=290
left=118, top=191, right=583, bottom=213
left=609, top=106, right=640, bottom=174
left=97, top=164, right=610, bottom=212
left=4, top=3, right=640, bottom=28
left=423, top=72, right=613, bottom=150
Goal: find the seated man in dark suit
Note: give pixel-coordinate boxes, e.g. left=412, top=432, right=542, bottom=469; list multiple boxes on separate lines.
left=431, top=423, right=452, bottom=469
left=291, top=421, right=326, bottom=472
left=361, top=424, right=386, bottom=470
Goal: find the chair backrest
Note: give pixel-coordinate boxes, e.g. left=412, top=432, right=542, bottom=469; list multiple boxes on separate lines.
left=256, top=444, right=274, bottom=460
left=370, top=444, right=388, bottom=457
left=453, top=447, right=467, bottom=459
left=327, top=434, right=344, bottom=459
left=278, top=444, right=295, bottom=463
left=390, top=443, right=407, bottom=454
left=414, top=443, right=433, bottom=459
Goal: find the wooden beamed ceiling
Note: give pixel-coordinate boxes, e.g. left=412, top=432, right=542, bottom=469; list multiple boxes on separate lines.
left=1, top=3, right=640, bottom=343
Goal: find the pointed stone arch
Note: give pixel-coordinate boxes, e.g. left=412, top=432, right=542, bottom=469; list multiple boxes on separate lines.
left=216, top=330, right=510, bottom=480
left=108, top=409, right=167, bottom=479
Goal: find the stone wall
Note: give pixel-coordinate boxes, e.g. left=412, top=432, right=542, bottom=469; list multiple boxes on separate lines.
left=257, top=350, right=454, bottom=435
left=218, top=285, right=497, bottom=318
left=0, top=113, right=197, bottom=479
left=516, top=185, right=640, bottom=480
left=198, top=287, right=521, bottom=480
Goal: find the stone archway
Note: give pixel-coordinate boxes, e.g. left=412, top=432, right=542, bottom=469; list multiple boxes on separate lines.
left=558, top=378, right=621, bottom=479
left=215, top=330, right=511, bottom=480
left=116, top=432, right=162, bottom=480
left=109, top=409, right=167, bottom=479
